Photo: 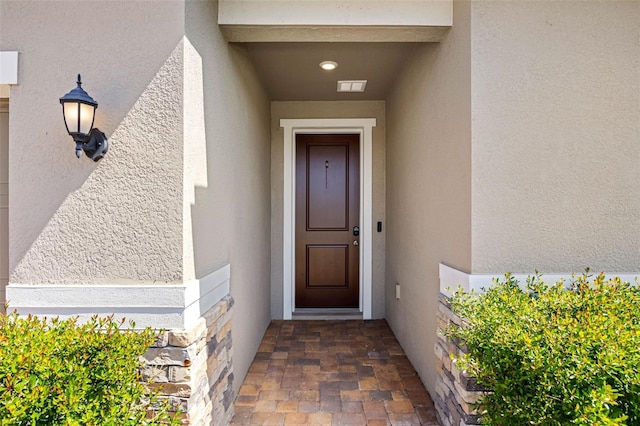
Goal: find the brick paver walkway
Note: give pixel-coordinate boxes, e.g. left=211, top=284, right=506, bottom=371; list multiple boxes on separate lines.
left=230, top=320, right=439, bottom=425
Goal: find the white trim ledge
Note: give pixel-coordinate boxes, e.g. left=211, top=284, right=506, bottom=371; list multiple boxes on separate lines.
left=0, top=52, right=19, bottom=85
left=439, top=263, right=639, bottom=298
left=6, top=264, right=231, bottom=330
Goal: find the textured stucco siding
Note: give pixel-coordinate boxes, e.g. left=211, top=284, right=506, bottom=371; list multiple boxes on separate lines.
left=186, top=0, right=272, bottom=393
left=0, top=107, right=7, bottom=306
left=0, top=1, right=186, bottom=284
left=1, top=0, right=272, bottom=396
left=183, top=38, right=208, bottom=283
left=384, top=0, right=639, bottom=400
left=471, top=0, right=640, bottom=273
left=1, top=0, right=272, bottom=395
left=270, top=101, right=386, bottom=320
left=385, top=0, right=472, bottom=399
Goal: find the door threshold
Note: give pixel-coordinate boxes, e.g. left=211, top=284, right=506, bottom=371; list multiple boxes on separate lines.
left=292, top=308, right=363, bottom=320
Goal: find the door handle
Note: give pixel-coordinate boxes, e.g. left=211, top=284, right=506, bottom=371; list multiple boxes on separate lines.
left=353, top=226, right=359, bottom=236
left=353, top=240, right=359, bottom=246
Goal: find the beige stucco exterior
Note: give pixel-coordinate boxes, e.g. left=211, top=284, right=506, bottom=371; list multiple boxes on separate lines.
left=385, top=0, right=472, bottom=399
left=1, top=0, right=638, bottom=416
left=385, top=0, right=639, bottom=398
left=0, top=0, right=272, bottom=393
left=185, top=0, right=272, bottom=388
left=470, top=0, right=640, bottom=273
left=1, top=1, right=186, bottom=283
left=0, top=101, right=7, bottom=308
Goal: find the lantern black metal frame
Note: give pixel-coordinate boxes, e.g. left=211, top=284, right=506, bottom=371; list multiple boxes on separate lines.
left=60, top=74, right=109, bottom=162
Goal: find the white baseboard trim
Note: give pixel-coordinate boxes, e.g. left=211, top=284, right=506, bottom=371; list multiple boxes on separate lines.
left=439, top=263, right=639, bottom=298
left=6, top=264, right=230, bottom=330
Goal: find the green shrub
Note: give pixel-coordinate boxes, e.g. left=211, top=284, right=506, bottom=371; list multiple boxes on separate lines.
left=445, top=272, right=640, bottom=426
left=0, top=312, right=180, bottom=425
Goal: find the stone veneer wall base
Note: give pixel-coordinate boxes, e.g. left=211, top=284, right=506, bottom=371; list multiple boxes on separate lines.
left=434, top=293, right=486, bottom=426
left=141, top=295, right=235, bottom=425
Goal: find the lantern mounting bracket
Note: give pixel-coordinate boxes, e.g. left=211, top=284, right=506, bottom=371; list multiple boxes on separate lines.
left=76, top=128, right=109, bottom=162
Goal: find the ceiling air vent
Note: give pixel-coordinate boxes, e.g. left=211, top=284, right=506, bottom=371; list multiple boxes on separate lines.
left=337, top=80, right=367, bottom=93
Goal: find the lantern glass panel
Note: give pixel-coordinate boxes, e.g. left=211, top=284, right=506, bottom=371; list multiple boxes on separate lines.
left=79, top=103, right=95, bottom=134
left=63, top=102, right=79, bottom=133
left=63, top=102, right=95, bottom=135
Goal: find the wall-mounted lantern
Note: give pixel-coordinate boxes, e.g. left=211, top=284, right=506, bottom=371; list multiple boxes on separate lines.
left=60, top=74, right=108, bottom=161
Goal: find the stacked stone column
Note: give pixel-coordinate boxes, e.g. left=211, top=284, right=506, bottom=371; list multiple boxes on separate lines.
left=141, top=295, right=235, bottom=425
left=434, top=293, right=486, bottom=426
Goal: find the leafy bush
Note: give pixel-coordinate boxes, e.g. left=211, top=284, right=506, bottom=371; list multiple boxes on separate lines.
left=0, top=312, right=179, bottom=425
left=446, top=272, right=640, bottom=426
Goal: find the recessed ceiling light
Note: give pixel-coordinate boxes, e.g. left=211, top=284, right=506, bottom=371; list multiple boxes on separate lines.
left=319, top=61, right=338, bottom=71
left=337, top=80, right=367, bottom=93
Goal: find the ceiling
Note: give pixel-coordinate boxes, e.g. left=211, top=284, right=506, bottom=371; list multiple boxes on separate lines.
left=243, top=42, right=421, bottom=101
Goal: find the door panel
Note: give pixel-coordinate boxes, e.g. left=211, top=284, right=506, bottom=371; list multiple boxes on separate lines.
left=307, top=245, right=349, bottom=288
left=295, top=134, right=359, bottom=308
left=307, top=145, right=348, bottom=230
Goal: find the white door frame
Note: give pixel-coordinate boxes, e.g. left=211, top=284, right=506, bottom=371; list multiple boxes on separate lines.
left=280, top=118, right=376, bottom=320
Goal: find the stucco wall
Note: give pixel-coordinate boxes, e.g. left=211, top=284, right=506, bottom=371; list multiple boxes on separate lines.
left=270, top=101, right=386, bottom=319
left=471, top=1, right=640, bottom=273
left=186, top=0, right=272, bottom=392
left=1, top=0, right=271, bottom=392
left=385, top=0, right=472, bottom=399
left=385, top=0, right=639, bottom=399
left=0, top=104, right=7, bottom=307
left=0, top=1, right=186, bottom=284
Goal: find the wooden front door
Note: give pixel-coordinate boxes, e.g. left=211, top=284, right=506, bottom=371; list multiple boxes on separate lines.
left=295, top=134, right=360, bottom=308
